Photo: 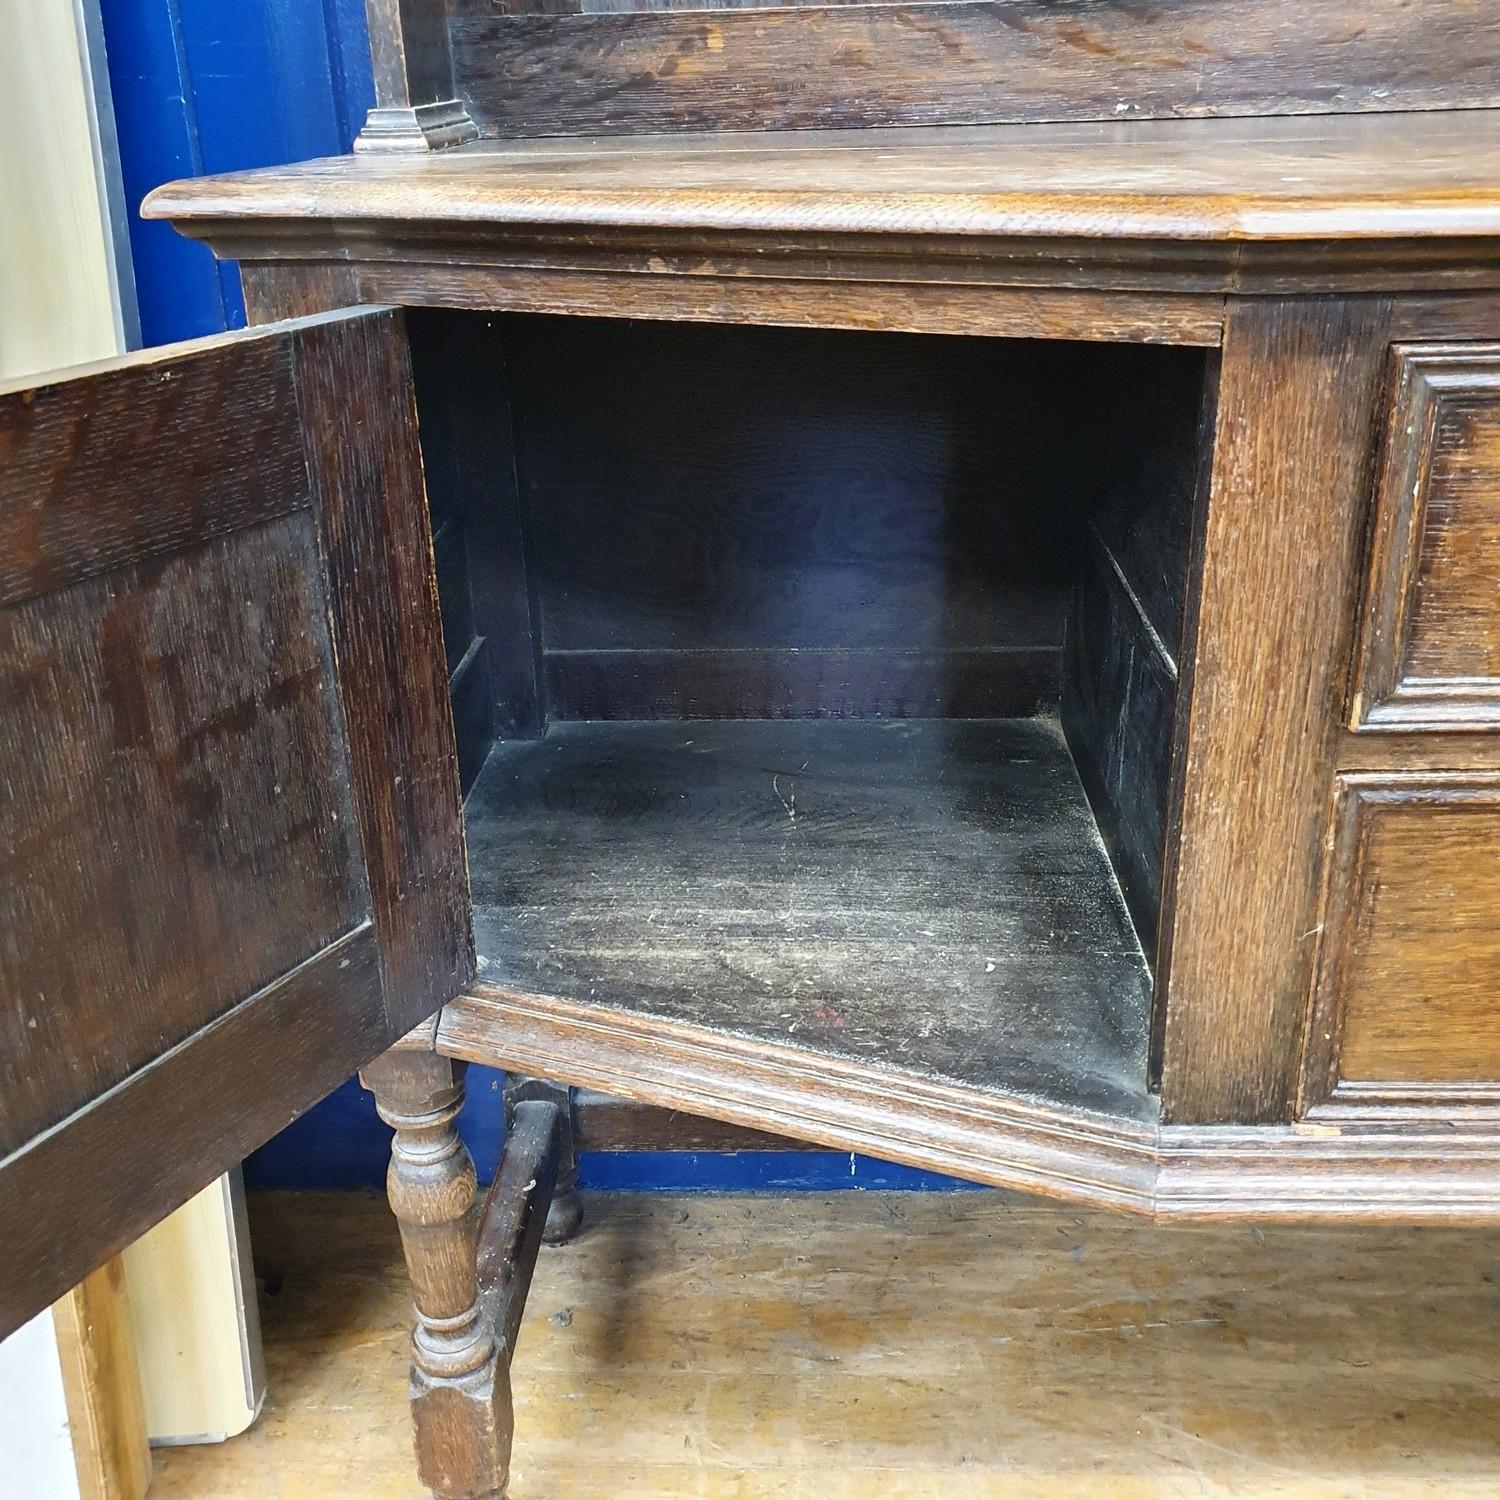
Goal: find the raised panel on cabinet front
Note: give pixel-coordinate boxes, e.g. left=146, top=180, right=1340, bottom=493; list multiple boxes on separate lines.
left=1351, top=344, right=1500, bottom=732
left=1302, top=774, right=1500, bottom=1115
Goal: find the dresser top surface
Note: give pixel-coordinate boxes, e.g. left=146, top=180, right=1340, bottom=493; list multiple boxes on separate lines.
left=147, top=111, right=1500, bottom=245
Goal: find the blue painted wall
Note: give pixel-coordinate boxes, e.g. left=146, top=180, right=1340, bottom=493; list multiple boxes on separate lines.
left=100, top=0, right=969, bottom=1193
left=103, top=0, right=373, bottom=345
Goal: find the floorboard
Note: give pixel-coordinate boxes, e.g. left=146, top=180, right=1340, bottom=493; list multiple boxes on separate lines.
left=151, top=1190, right=1500, bottom=1499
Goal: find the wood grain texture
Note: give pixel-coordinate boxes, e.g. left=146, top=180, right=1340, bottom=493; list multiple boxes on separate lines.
left=358, top=0, right=477, bottom=153
left=1301, top=775, right=1500, bottom=1116
left=0, top=336, right=305, bottom=609
left=1157, top=297, right=1395, bottom=1126
left=146, top=113, right=1500, bottom=298
left=477, top=1097, right=562, bottom=1353
left=149, top=1189, right=1500, bottom=1496
left=407, top=310, right=543, bottom=752
left=0, top=518, right=366, bottom=1151
left=367, top=0, right=458, bottom=107
left=0, top=309, right=469, bottom=1341
left=444, top=981, right=1161, bottom=1212
left=502, top=1076, right=583, bottom=1243
left=1351, top=343, right=1500, bottom=731
left=448, top=0, right=1500, bottom=136
left=466, top=718, right=1152, bottom=1121
left=0, top=928, right=386, bottom=1342
left=544, top=647, right=1060, bottom=721
left=360, top=1051, right=511, bottom=1500
left=511, top=317, right=1081, bottom=720
left=444, top=984, right=1500, bottom=1221
left=238, top=263, right=361, bottom=324
left=53, top=1258, right=151, bottom=1500
left=361, top=264, right=1223, bottom=344
left=1061, top=343, right=1208, bottom=955
left=290, top=310, right=474, bottom=1031
left=1063, top=537, right=1179, bottom=957
left=571, top=1089, right=806, bottom=1151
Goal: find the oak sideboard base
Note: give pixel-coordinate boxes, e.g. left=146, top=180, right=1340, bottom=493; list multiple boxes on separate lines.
left=9, top=4, right=1500, bottom=1492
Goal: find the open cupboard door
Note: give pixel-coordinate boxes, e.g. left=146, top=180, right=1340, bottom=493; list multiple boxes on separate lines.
left=0, top=308, right=472, bottom=1339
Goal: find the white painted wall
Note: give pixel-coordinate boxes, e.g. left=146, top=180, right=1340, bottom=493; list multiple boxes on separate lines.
left=0, top=1314, right=82, bottom=1500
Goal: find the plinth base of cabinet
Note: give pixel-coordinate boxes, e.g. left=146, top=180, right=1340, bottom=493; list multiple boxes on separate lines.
left=438, top=990, right=1500, bottom=1223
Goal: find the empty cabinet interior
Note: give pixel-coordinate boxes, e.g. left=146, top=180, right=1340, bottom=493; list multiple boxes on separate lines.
left=410, top=311, right=1210, bottom=1126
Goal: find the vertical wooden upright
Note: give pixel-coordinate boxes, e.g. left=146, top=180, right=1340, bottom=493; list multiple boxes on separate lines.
left=356, top=0, right=475, bottom=152
left=1157, top=297, right=1394, bottom=1123
left=53, top=1262, right=152, bottom=1500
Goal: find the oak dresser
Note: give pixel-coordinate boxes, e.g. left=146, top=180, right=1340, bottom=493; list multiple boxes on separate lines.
left=6, top=2, right=1500, bottom=1494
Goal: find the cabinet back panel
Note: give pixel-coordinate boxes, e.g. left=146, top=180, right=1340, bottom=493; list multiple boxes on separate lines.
left=509, top=317, right=1087, bottom=721
left=449, top=0, right=1500, bottom=137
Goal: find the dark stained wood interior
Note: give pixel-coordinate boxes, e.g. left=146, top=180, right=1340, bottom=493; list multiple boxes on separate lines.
left=508, top=317, right=1087, bottom=722
left=1062, top=343, right=1214, bottom=958
left=466, top=718, right=1154, bottom=1120
left=404, top=312, right=1204, bottom=1125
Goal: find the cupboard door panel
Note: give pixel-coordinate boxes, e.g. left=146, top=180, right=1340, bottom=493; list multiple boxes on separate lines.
left=1352, top=344, right=1500, bottom=732
left=1302, top=774, right=1500, bottom=1115
left=0, top=308, right=470, bottom=1338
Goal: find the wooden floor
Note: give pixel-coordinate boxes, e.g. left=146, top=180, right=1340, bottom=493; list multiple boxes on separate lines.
left=153, top=1189, right=1500, bottom=1499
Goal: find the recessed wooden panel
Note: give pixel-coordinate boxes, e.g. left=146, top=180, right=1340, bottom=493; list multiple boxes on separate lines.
left=1352, top=345, right=1500, bottom=732
left=449, top=0, right=1500, bottom=138
left=0, top=517, right=366, bottom=1153
left=1302, top=775, right=1500, bottom=1115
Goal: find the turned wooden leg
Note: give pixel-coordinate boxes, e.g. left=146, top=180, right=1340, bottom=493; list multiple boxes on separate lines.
left=362, top=1051, right=512, bottom=1500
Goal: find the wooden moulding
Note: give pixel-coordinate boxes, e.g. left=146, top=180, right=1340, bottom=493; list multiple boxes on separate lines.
left=439, top=985, right=1500, bottom=1223
left=1349, top=342, right=1500, bottom=732
left=142, top=111, right=1500, bottom=302
left=223, top=244, right=1231, bottom=346
left=1299, top=774, right=1500, bottom=1120
left=443, top=984, right=1160, bottom=1214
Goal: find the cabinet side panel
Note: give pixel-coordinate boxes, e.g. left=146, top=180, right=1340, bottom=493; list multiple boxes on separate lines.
left=1062, top=345, right=1208, bottom=957
left=406, top=310, right=543, bottom=792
